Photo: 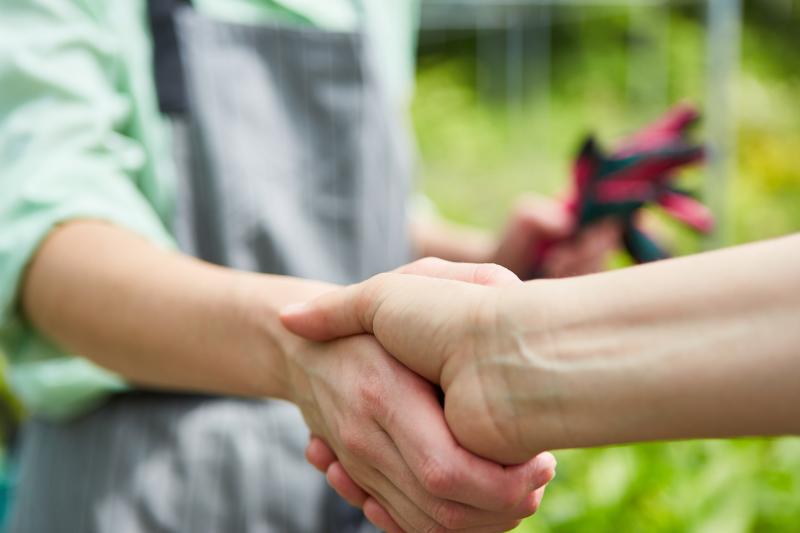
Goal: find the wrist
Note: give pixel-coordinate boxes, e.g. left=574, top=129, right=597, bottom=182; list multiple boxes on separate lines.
left=504, top=267, right=712, bottom=451
left=438, top=281, right=573, bottom=462
left=494, top=281, right=573, bottom=454
left=497, top=278, right=643, bottom=453
left=229, top=272, right=290, bottom=400
left=233, top=272, right=335, bottom=402
left=498, top=238, right=800, bottom=451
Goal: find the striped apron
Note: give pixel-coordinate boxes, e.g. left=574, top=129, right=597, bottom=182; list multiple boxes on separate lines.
left=8, top=4, right=412, bottom=532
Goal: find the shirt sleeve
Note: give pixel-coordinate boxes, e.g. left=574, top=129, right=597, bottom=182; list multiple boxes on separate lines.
left=0, top=0, right=176, bottom=418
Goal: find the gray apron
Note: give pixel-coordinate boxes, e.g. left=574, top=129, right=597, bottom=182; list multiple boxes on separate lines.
left=8, top=6, right=412, bottom=533
left=172, top=9, right=412, bottom=282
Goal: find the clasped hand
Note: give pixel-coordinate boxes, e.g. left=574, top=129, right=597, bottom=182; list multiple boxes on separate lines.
left=281, top=259, right=555, bottom=533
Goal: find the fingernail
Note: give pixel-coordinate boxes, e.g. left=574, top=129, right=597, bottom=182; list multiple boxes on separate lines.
left=541, top=452, right=557, bottom=472
left=530, top=452, right=557, bottom=489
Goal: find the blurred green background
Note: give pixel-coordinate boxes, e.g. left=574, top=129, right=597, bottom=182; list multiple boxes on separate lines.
left=412, top=1, right=800, bottom=531
left=0, top=1, right=796, bottom=530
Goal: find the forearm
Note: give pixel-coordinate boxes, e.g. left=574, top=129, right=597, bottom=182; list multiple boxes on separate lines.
left=22, top=220, right=332, bottom=400
left=504, top=234, right=800, bottom=452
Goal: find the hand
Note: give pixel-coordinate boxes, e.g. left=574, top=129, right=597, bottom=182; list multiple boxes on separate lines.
left=492, top=194, right=620, bottom=278
left=281, top=259, right=544, bottom=465
left=289, top=237, right=800, bottom=469
left=281, top=331, right=556, bottom=532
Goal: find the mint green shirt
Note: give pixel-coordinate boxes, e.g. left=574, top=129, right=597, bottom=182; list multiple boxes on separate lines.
left=0, top=0, right=419, bottom=420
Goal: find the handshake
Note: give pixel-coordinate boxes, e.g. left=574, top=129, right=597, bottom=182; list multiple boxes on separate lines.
left=279, top=258, right=561, bottom=533
left=19, top=185, right=797, bottom=533
left=277, top=233, right=800, bottom=533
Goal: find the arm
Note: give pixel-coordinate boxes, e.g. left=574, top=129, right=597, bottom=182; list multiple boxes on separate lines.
left=282, top=234, right=800, bottom=463
left=4, top=4, right=551, bottom=530
left=0, top=0, right=183, bottom=416
left=502, top=233, right=800, bottom=453
left=22, top=220, right=318, bottom=399
left=24, top=220, right=553, bottom=533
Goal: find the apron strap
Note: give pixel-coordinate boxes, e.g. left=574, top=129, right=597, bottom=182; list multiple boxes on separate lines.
left=148, top=0, right=193, bottom=115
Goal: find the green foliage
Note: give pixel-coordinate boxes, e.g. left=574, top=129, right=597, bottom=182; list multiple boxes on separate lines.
left=412, top=6, right=800, bottom=532
left=517, top=440, right=800, bottom=532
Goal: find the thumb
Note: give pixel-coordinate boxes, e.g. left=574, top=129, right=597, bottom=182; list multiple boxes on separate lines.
left=280, top=278, right=379, bottom=341
left=281, top=259, right=520, bottom=341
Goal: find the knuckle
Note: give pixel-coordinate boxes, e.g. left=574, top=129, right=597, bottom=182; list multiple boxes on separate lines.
left=340, top=427, right=370, bottom=458
left=496, top=486, right=523, bottom=512
left=431, top=500, right=468, bottom=530
left=485, top=476, right=525, bottom=513
left=355, top=274, right=392, bottom=325
left=357, top=375, right=381, bottom=405
left=367, top=272, right=393, bottom=292
left=415, top=256, right=447, bottom=270
left=473, top=262, right=517, bottom=286
left=420, top=456, right=457, bottom=497
left=356, top=372, right=389, bottom=419
left=510, top=493, right=540, bottom=520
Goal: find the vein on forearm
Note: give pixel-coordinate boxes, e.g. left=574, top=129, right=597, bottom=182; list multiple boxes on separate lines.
left=507, top=235, right=800, bottom=449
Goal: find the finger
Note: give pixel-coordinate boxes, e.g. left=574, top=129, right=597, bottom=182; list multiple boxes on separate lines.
left=527, top=452, right=558, bottom=489
left=522, top=484, right=548, bottom=519
left=395, top=257, right=521, bottom=287
left=556, top=221, right=620, bottom=276
left=540, top=246, right=573, bottom=278
left=544, top=219, right=620, bottom=277
left=282, top=275, right=500, bottom=386
left=326, top=462, right=369, bottom=508
left=381, top=374, right=554, bottom=513
left=362, top=474, right=428, bottom=533
left=549, top=249, right=604, bottom=278
left=532, top=484, right=547, bottom=511
left=495, top=196, right=575, bottom=277
left=363, top=498, right=404, bottom=533
left=305, top=436, right=338, bottom=473
left=579, top=220, right=622, bottom=258
left=280, top=259, right=519, bottom=343
left=327, top=438, right=420, bottom=532
left=508, top=194, right=574, bottom=240
left=453, top=521, right=523, bottom=532
left=365, top=463, right=527, bottom=533
left=280, top=279, right=377, bottom=342
left=366, top=422, right=548, bottom=529
left=346, top=370, right=551, bottom=528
